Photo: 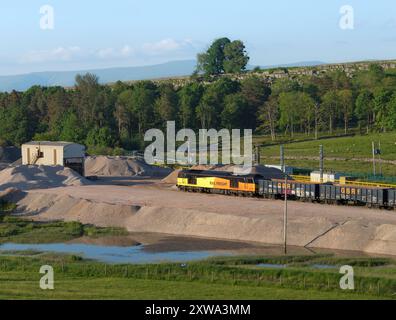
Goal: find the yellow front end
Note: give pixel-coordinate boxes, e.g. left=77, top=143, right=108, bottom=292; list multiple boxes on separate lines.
left=177, top=177, right=217, bottom=189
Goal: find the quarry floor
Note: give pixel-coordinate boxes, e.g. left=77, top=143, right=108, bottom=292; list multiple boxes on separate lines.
left=11, top=178, right=396, bottom=256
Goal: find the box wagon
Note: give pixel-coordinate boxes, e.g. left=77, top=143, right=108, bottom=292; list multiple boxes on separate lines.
left=259, top=180, right=319, bottom=201
left=320, top=184, right=387, bottom=207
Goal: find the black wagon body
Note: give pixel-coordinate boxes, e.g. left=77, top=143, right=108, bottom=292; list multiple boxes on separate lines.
left=259, top=179, right=319, bottom=201
left=319, top=184, right=387, bottom=207
left=386, top=189, right=396, bottom=207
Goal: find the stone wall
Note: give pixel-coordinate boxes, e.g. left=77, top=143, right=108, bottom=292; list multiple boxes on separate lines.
left=121, top=59, right=396, bottom=88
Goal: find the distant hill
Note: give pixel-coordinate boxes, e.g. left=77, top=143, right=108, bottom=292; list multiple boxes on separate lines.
left=0, top=60, right=330, bottom=92
left=0, top=60, right=199, bottom=92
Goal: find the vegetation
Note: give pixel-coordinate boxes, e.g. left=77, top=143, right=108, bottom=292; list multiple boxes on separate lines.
left=259, top=131, right=396, bottom=178
left=0, top=214, right=127, bottom=244
left=196, top=38, right=249, bottom=76
left=0, top=253, right=394, bottom=300
left=1, top=38, right=396, bottom=157
left=0, top=201, right=17, bottom=214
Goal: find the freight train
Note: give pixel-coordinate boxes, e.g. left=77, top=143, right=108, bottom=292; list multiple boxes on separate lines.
left=177, top=169, right=396, bottom=209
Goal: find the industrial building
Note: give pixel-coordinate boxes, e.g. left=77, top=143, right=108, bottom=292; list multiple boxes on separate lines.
left=21, top=141, right=85, bottom=176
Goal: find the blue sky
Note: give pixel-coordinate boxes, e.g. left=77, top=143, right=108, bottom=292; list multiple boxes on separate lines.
left=1, top=0, right=396, bottom=75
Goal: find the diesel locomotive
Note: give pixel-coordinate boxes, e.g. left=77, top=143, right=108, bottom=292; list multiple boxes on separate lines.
left=177, top=169, right=395, bottom=209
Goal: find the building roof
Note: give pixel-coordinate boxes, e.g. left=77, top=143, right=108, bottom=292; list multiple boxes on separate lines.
left=22, top=141, right=83, bottom=147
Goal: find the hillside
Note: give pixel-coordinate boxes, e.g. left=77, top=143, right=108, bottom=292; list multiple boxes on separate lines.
left=259, top=132, right=396, bottom=178
left=5, top=58, right=392, bottom=92
left=0, top=60, right=198, bottom=92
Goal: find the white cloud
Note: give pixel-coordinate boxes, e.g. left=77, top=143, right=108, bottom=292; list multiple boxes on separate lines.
left=96, top=45, right=135, bottom=59
left=20, top=46, right=82, bottom=63
left=141, top=38, right=195, bottom=56
left=121, top=45, right=134, bottom=56
left=96, top=39, right=195, bottom=59
left=17, top=38, right=198, bottom=66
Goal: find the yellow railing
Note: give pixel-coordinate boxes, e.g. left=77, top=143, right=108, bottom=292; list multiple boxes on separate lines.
left=291, top=175, right=396, bottom=189
left=341, top=180, right=396, bottom=188
left=290, top=175, right=311, bottom=182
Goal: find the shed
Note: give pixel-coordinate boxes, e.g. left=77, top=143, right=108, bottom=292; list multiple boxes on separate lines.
left=310, top=171, right=341, bottom=183
left=21, top=141, right=85, bottom=176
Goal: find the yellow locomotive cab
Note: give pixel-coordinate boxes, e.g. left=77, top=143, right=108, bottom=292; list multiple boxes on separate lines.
left=177, top=170, right=258, bottom=194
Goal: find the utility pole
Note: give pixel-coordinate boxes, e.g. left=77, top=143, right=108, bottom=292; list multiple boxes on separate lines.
left=283, top=174, right=288, bottom=254
left=280, top=145, right=285, bottom=173
left=319, top=145, right=324, bottom=183
left=372, top=141, right=376, bottom=177
left=254, top=145, right=261, bottom=166
left=378, top=141, right=382, bottom=176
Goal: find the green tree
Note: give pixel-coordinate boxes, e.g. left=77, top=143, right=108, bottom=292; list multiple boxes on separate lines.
left=154, top=84, right=179, bottom=126
left=271, top=78, right=299, bottom=96
left=221, top=94, right=249, bottom=129
left=178, top=83, right=203, bottom=128
left=223, top=40, right=250, bottom=73
left=373, top=89, right=392, bottom=132
left=321, top=90, right=340, bottom=134
left=258, top=96, right=279, bottom=141
left=115, top=89, right=134, bottom=137
left=129, top=81, right=158, bottom=135
left=338, top=89, right=354, bottom=134
left=278, top=92, right=301, bottom=137
left=355, top=90, right=374, bottom=133
left=353, top=64, right=385, bottom=92
left=0, top=104, right=30, bottom=145
left=85, top=126, right=115, bottom=148
left=196, top=38, right=231, bottom=75
left=299, top=93, right=316, bottom=136
left=240, top=76, right=270, bottom=130
left=328, top=70, right=350, bottom=90
left=74, top=73, right=102, bottom=127
left=386, top=93, right=396, bottom=129
left=59, top=111, right=85, bottom=143
left=196, top=78, right=239, bottom=128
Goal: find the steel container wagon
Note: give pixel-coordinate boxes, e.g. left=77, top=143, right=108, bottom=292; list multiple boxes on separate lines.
left=319, top=184, right=387, bottom=207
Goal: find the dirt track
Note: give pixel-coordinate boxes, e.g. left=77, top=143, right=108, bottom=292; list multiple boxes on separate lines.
left=8, top=179, right=396, bottom=256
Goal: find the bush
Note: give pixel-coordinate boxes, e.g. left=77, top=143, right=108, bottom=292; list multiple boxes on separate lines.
left=32, top=132, right=58, bottom=141
left=112, top=147, right=126, bottom=156
left=86, top=146, right=114, bottom=156
left=0, top=201, right=16, bottom=214
left=0, top=224, right=20, bottom=237
left=0, top=138, right=10, bottom=147
left=63, top=221, right=84, bottom=237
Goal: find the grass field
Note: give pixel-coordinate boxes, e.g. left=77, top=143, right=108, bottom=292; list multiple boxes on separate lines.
left=0, top=253, right=395, bottom=300
left=0, top=213, right=128, bottom=244
left=257, top=131, right=396, bottom=178
left=1, top=211, right=396, bottom=300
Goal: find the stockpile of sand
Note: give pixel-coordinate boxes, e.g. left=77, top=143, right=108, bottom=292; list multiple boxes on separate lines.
left=11, top=185, right=396, bottom=256
left=160, top=170, right=180, bottom=184
left=0, top=146, right=21, bottom=171
left=0, top=165, right=90, bottom=191
left=12, top=191, right=140, bottom=228
left=85, top=156, right=172, bottom=177
left=161, top=164, right=286, bottom=185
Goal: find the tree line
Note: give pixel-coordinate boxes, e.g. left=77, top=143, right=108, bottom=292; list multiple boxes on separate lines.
left=1, top=40, right=396, bottom=154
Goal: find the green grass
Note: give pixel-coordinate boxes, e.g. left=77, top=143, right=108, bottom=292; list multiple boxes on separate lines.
left=0, top=253, right=395, bottom=300
left=1, top=277, right=383, bottom=300
left=0, top=214, right=128, bottom=244
left=257, top=131, right=396, bottom=178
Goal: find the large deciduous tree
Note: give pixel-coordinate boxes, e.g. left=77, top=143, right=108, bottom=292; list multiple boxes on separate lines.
left=196, top=38, right=249, bottom=76
left=223, top=40, right=250, bottom=74
left=355, top=90, right=374, bottom=133
left=338, top=89, right=353, bottom=134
